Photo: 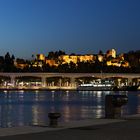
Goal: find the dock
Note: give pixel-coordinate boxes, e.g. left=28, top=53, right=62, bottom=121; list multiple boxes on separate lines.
left=0, top=114, right=140, bottom=140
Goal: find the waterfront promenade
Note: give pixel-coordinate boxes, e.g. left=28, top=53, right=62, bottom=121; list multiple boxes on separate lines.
left=0, top=115, right=140, bottom=140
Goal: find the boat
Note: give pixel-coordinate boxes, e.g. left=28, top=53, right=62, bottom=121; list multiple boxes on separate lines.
left=77, top=79, right=115, bottom=91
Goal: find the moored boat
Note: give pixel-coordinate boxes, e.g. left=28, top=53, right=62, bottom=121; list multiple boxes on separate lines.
left=77, top=79, right=115, bottom=91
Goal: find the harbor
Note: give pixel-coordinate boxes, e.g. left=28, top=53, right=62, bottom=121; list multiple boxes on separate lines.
left=0, top=90, right=139, bottom=128
left=1, top=0, right=140, bottom=139
left=0, top=73, right=139, bottom=139
left=0, top=89, right=140, bottom=139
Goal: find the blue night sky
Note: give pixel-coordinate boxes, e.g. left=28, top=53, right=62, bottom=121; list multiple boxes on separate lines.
left=0, top=0, right=140, bottom=59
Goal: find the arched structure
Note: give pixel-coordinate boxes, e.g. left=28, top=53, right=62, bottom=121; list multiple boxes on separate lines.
left=0, top=73, right=139, bottom=89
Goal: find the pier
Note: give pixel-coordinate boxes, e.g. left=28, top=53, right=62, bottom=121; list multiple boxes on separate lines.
left=0, top=116, right=140, bottom=140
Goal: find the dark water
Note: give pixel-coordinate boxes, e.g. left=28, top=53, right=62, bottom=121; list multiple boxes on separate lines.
left=0, top=90, right=140, bottom=128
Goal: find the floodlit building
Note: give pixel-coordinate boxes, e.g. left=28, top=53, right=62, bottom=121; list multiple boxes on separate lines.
left=78, top=55, right=95, bottom=62
left=121, top=61, right=129, bottom=67
left=32, top=61, right=43, bottom=67
left=14, top=60, right=28, bottom=69
left=97, top=54, right=104, bottom=62
left=106, top=49, right=116, bottom=58
left=106, top=58, right=129, bottom=67
left=36, top=54, right=45, bottom=61
left=46, top=59, right=58, bottom=66
left=59, top=54, right=95, bottom=64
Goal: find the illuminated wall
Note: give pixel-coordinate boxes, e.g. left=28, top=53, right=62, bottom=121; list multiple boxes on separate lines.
left=106, top=49, right=116, bottom=58
left=36, top=54, right=45, bottom=61
left=60, top=55, right=94, bottom=64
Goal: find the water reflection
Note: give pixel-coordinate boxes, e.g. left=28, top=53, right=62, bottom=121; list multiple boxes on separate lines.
left=137, top=94, right=140, bottom=113
left=32, top=106, right=39, bottom=125
left=62, top=106, right=70, bottom=122
left=0, top=90, right=139, bottom=128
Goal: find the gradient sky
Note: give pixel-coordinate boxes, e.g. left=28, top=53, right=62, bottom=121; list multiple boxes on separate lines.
left=0, top=0, right=140, bottom=59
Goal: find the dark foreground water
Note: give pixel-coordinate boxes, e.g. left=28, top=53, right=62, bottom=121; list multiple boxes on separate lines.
left=0, top=90, right=140, bottom=128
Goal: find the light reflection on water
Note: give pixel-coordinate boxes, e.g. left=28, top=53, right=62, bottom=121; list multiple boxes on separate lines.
left=0, top=90, right=139, bottom=128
